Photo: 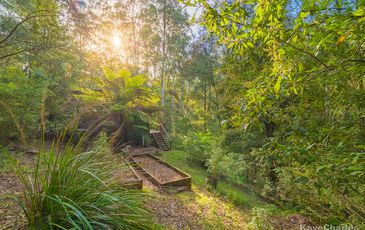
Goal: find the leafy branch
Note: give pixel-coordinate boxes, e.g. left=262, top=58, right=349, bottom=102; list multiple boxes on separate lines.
left=0, top=10, right=58, bottom=46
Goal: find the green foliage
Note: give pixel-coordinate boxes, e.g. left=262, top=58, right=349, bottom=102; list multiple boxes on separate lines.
left=220, top=128, right=265, bottom=153
left=263, top=137, right=365, bottom=225
left=207, top=147, right=246, bottom=184
left=160, top=150, right=271, bottom=210
left=247, top=208, right=274, bottom=230
left=0, top=0, right=82, bottom=145
left=0, top=148, right=13, bottom=175
left=0, top=68, right=47, bottom=145
left=80, top=67, right=158, bottom=109
left=77, top=67, right=159, bottom=148
left=2, top=0, right=365, bottom=226
left=12, top=134, right=152, bottom=229
left=175, top=129, right=263, bottom=186
left=177, top=133, right=217, bottom=168
left=181, top=0, right=365, bottom=225
left=178, top=38, right=222, bottom=134
left=126, top=116, right=151, bottom=146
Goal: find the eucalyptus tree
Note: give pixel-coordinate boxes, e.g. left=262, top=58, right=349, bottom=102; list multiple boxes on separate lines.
left=139, top=0, right=190, bottom=120
left=181, top=0, right=365, bottom=224
left=180, top=33, right=222, bottom=133
left=0, top=0, right=83, bottom=145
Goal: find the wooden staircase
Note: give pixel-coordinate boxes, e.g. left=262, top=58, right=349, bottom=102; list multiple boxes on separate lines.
left=150, top=124, right=171, bottom=151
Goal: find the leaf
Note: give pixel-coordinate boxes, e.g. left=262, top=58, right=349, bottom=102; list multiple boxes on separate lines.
left=355, top=145, right=365, bottom=150
left=316, top=165, right=326, bottom=173
left=191, top=10, right=197, bottom=23
left=111, top=104, right=124, bottom=112
left=227, top=42, right=235, bottom=49
left=133, top=125, right=148, bottom=130
left=300, top=11, right=309, bottom=19
left=247, top=41, right=254, bottom=48
left=337, top=35, right=345, bottom=45
left=294, top=176, right=309, bottom=184
left=118, top=69, right=132, bottom=78
left=274, top=75, right=283, bottom=93
left=232, top=22, right=237, bottom=33
left=353, top=8, right=365, bottom=17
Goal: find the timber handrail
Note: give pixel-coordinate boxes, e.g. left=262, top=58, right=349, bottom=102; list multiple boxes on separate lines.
left=159, top=123, right=172, bottom=150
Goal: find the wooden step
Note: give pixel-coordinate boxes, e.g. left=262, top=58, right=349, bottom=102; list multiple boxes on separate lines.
left=150, top=131, right=170, bottom=151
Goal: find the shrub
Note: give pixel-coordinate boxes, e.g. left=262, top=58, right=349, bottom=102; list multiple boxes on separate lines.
left=181, top=133, right=216, bottom=168
left=0, top=68, right=47, bottom=145
left=247, top=208, right=273, bottom=230
left=12, top=134, right=152, bottom=229
left=247, top=137, right=365, bottom=225
left=0, top=147, right=13, bottom=175
left=220, top=128, right=265, bottom=153
left=207, top=147, right=247, bottom=184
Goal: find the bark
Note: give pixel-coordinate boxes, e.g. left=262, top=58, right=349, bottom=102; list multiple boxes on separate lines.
left=204, top=81, right=207, bottom=131
left=205, top=175, right=218, bottom=189
left=160, top=0, right=167, bottom=109
left=262, top=118, right=279, bottom=185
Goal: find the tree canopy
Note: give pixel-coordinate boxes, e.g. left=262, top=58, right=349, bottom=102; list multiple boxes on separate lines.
left=1, top=0, right=364, bottom=228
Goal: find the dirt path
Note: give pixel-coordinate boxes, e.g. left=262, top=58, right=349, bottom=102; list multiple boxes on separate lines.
left=0, top=173, right=26, bottom=229
left=145, top=186, right=248, bottom=229
left=0, top=152, right=35, bottom=229
left=128, top=148, right=246, bottom=229
left=128, top=147, right=248, bottom=229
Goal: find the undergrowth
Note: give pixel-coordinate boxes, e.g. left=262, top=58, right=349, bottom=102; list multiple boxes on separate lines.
left=11, top=134, right=153, bottom=229
left=160, top=150, right=275, bottom=211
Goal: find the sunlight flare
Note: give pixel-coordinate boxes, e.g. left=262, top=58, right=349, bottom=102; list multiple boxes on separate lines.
left=111, top=31, right=122, bottom=48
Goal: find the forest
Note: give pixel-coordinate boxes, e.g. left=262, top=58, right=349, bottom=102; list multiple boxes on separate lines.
left=0, top=0, right=364, bottom=229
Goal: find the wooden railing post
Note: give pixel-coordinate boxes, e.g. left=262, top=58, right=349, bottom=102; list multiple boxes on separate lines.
left=159, top=123, right=172, bottom=150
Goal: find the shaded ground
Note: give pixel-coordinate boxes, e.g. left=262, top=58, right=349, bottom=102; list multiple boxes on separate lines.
left=0, top=152, right=35, bottom=229
left=144, top=185, right=312, bottom=230
left=158, top=150, right=314, bottom=230
left=0, top=173, right=25, bottom=229
left=128, top=146, right=160, bottom=156
left=270, top=214, right=313, bottom=230
left=0, top=147, right=312, bottom=230
left=128, top=147, right=248, bottom=229
left=146, top=186, right=247, bottom=229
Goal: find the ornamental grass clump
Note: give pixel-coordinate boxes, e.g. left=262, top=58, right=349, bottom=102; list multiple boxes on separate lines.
left=13, top=134, right=152, bottom=229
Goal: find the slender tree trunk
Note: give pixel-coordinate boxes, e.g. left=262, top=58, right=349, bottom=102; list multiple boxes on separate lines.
left=209, top=64, right=222, bottom=129
left=179, top=78, right=184, bottom=115
left=171, top=75, right=175, bottom=135
left=204, top=81, right=207, bottom=132
left=160, top=0, right=167, bottom=111
left=262, top=118, right=278, bottom=185
left=132, top=15, right=138, bottom=66
left=360, top=77, right=365, bottom=138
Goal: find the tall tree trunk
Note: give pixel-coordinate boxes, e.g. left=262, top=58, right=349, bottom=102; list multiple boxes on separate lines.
left=160, top=0, right=167, bottom=113
left=262, top=118, right=278, bottom=185
left=132, top=15, right=138, bottom=66
left=360, top=77, right=365, bottom=138
left=179, top=78, right=184, bottom=115
left=204, top=81, right=207, bottom=132
left=209, top=65, right=222, bottom=130
left=171, top=75, right=175, bottom=135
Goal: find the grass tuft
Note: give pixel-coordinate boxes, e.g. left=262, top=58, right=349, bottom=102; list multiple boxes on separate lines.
left=12, top=134, right=153, bottom=229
